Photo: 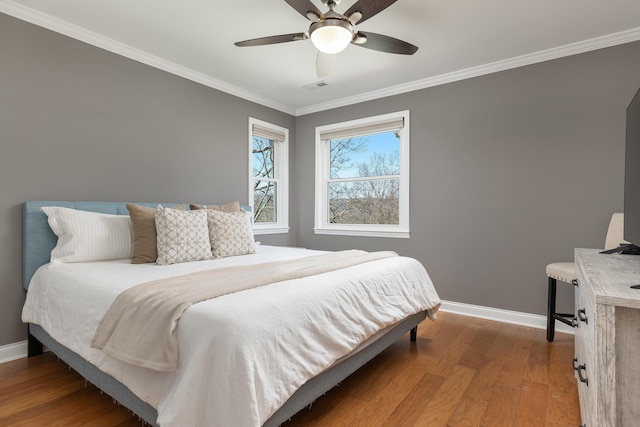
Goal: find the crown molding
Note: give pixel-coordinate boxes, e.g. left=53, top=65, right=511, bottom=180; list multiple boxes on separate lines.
left=0, top=0, right=296, bottom=116
left=296, top=27, right=640, bottom=116
left=1, top=1, right=639, bottom=118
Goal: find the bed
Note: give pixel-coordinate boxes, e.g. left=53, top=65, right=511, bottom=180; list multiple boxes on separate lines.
left=21, top=200, right=441, bottom=426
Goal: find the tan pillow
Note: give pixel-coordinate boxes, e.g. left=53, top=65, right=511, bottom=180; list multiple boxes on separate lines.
left=127, top=203, right=184, bottom=264
left=190, top=201, right=241, bottom=213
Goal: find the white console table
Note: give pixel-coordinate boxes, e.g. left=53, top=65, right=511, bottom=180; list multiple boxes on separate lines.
left=574, top=248, right=640, bottom=427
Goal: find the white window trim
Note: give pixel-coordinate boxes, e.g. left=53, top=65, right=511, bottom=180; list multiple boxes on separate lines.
left=314, top=110, right=410, bottom=238
left=249, top=117, right=289, bottom=235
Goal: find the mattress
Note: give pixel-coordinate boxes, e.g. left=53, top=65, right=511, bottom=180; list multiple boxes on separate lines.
left=22, top=245, right=441, bottom=426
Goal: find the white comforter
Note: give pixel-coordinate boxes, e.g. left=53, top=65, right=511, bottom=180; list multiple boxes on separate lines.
left=22, top=245, right=441, bottom=427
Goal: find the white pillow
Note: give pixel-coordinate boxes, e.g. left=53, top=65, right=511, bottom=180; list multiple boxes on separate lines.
left=155, top=205, right=212, bottom=265
left=42, top=206, right=133, bottom=263
left=206, top=209, right=256, bottom=258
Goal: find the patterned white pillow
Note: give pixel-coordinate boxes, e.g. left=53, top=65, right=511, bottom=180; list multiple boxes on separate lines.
left=155, top=206, right=212, bottom=265
left=206, top=210, right=256, bottom=258
left=42, top=206, right=133, bottom=263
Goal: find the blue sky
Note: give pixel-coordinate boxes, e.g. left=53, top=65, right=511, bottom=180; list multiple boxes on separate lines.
left=337, top=131, right=400, bottom=178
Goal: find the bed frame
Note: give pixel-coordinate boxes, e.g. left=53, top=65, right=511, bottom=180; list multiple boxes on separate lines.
left=22, top=200, right=426, bottom=427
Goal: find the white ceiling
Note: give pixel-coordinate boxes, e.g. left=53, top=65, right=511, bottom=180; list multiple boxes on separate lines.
left=2, top=0, right=640, bottom=115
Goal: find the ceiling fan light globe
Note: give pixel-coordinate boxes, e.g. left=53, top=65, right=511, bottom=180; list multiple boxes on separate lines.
left=310, top=20, right=353, bottom=54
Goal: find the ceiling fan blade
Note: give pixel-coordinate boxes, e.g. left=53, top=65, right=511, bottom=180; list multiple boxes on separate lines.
left=284, top=0, right=324, bottom=20
left=344, top=0, right=398, bottom=24
left=235, top=33, right=307, bottom=47
left=316, top=52, right=336, bottom=78
left=354, top=31, right=418, bottom=55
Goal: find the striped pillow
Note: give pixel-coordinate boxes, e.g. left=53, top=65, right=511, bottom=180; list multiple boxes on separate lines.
left=42, top=206, right=133, bottom=263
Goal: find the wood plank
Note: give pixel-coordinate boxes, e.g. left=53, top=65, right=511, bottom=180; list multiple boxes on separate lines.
left=421, top=318, right=482, bottom=377
left=513, top=380, right=548, bottom=427
left=447, top=395, right=488, bottom=427
left=457, top=326, right=499, bottom=370
left=412, top=364, right=476, bottom=426
left=381, top=372, right=446, bottom=427
left=524, top=329, right=552, bottom=384
left=480, top=384, right=521, bottom=427
left=349, top=356, right=435, bottom=425
left=496, top=325, right=535, bottom=389
left=546, top=333, right=581, bottom=426
left=461, top=356, right=505, bottom=402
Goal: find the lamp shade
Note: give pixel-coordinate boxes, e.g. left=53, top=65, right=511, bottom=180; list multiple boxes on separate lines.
left=310, top=20, right=353, bottom=54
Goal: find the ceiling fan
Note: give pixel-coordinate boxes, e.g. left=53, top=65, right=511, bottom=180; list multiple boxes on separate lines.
left=234, top=0, right=418, bottom=78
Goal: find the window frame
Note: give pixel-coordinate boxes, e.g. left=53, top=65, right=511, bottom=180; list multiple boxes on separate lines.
left=248, top=117, right=289, bottom=235
left=314, top=110, right=410, bottom=238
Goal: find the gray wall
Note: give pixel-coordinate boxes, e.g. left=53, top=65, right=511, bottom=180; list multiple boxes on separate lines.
left=0, top=13, right=295, bottom=346
left=295, top=41, right=640, bottom=316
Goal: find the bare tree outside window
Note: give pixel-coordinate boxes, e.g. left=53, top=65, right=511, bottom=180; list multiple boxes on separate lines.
left=252, top=136, right=276, bottom=223
left=249, top=118, right=288, bottom=233
left=328, top=131, right=401, bottom=225
left=315, top=111, right=409, bottom=238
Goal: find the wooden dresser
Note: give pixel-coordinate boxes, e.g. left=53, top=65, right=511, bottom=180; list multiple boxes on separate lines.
left=574, top=248, right=640, bottom=427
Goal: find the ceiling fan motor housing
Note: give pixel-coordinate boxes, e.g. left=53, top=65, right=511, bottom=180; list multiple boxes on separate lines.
left=322, top=0, right=341, bottom=7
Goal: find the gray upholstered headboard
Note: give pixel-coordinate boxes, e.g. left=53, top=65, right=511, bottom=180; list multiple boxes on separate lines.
left=22, top=201, right=251, bottom=290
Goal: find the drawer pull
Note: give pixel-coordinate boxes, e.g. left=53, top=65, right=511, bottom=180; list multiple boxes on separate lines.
left=577, top=364, right=589, bottom=386
left=572, top=279, right=579, bottom=286
left=578, top=308, right=588, bottom=324
left=573, top=358, right=589, bottom=385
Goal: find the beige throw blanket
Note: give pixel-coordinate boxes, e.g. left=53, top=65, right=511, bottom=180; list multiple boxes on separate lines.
left=91, top=250, right=397, bottom=372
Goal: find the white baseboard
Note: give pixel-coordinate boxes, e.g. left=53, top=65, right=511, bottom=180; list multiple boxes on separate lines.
left=439, top=300, right=575, bottom=335
left=0, top=340, right=28, bottom=364
left=0, top=301, right=573, bottom=364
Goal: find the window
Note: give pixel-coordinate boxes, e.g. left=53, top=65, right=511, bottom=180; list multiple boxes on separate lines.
left=315, top=110, right=410, bottom=238
left=249, top=118, right=289, bottom=234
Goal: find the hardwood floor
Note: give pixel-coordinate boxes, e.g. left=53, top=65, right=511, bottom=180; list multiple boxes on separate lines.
left=0, top=312, right=581, bottom=426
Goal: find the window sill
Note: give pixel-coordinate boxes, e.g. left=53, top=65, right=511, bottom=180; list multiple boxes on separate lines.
left=313, top=227, right=410, bottom=239
left=253, top=226, right=290, bottom=235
